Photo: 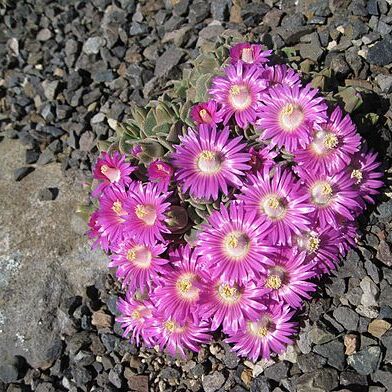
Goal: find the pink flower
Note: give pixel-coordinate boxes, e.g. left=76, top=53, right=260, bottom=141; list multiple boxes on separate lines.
left=257, top=84, right=327, bottom=152
left=109, top=240, right=168, bottom=292
left=87, top=210, right=110, bottom=252
left=150, top=313, right=212, bottom=358
left=92, top=151, right=135, bottom=197
left=294, top=106, right=361, bottom=174
left=210, top=62, right=268, bottom=128
left=152, top=245, right=203, bottom=320
left=198, top=278, right=269, bottom=333
left=190, top=100, right=223, bottom=126
left=248, top=145, right=277, bottom=175
left=124, top=182, right=171, bottom=244
left=197, top=202, right=274, bottom=283
left=116, top=293, right=156, bottom=347
left=263, top=250, right=317, bottom=308
left=237, top=167, right=314, bottom=245
left=262, top=64, right=302, bottom=89
left=225, top=301, right=297, bottom=361
left=230, top=43, right=272, bottom=65
left=147, top=160, right=173, bottom=192
left=172, top=125, right=251, bottom=201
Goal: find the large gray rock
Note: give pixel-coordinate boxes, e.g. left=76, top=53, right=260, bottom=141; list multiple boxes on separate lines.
left=0, top=139, right=107, bottom=369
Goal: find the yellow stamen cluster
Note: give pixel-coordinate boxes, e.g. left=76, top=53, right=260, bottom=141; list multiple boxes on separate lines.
left=199, top=109, right=208, bottom=119
left=226, top=234, right=239, bottom=249
left=256, top=326, right=268, bottom=337
left=176, top=278, right=192, bottom=294
left=322, top=183, right=333, bottom=196
left=218, top=284, right=238, bottom=300
left=230, top=85, right=241, bottom=96
left=281, top=103, right=294, bottom=116
left=351, top=169, right=363, bottom=184
left=307, top=234, right=320, bottom=252
left=199, top=150, right=215, bottom=160
left=265, top=275, right=282, bottom=290
left=131, top=310, right=141, bottom=319
left=266, top=196, right=280, bottom=209
left=135, top=204, right=148, bottom=219
left=241, top=48, right=253, bottom=60
left=127, top=249, right=136, bottom=261
left=112, top=200, right=122, bottom=214
left=164, top=320, right=176, bottom=332
left=323, top=133, right=338, bottom=149
left=100, top=164, right=108, bottom=173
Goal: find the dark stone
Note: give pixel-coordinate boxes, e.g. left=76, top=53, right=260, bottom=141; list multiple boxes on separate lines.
left=368, top=37, right=392, bottom=66
left=297, top=352, right=327, bottom=373
left=372, top=369, right=392, bottom=390
left=25, top=149, right=40, bottom=164
left=108, top=364, right=123, bottom=388
left=326, top=53, right=351, bottom=78
left=14, top=166, right=35, bottom=181
left=250, top=376, right=271, bottom=392
left=71, top=365, right=92, bottom=387
left=340, top=370, right=368, bottom=386
left=333, top=306, right=359, bottom=330
left=264, top=361, right=290, bottom=382
left=67, top=331, right=91, bottom=356
left=240, top=2, right=270, bottom=26
left=296, top=368, right=339, bottom=391
left=189, top=0, right=210, bottom=24
left=347, top=346, right=382, bottom=375
left=0, top=361, right=19, bottom=383
left=66, top=71, right=83, bottom=92
left=154, top=47, right=183, bottom=78
left=38, top=187, right=59, bottom=201
left=37, top=147, right=55, bottom=166
left=160, top=367, right=181, bottom=380
left=100, top=333, right=116, bottom=352
left=210, top=0, right=231, bottom=21
left=313, top=340, right=345, bottom=370
left=367, top=0, right=379, bottom=15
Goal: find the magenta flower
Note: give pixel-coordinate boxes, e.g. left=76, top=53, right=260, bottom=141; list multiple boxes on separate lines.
left=96, top=184, right=131, bottom=246
left=210, top=62, right=268, bottom=128
left=225, top=301, right=297, bottom=361
left=335, top=217, right=358, bottom=256
left=297, top=168, right=361, bottom=229
left=248, top=145, right=277, bottom=175
left=294, top=106, right=361, bottom=174
left=87, top=210, right=110, bottom=252
left=190, top=100, right=223, bottom=126
left=109, top=240, right=168, bottom=292
left=237, top=167, right=314, bottom=245
left=172, top=125, right=251, bottom=200
left=257, top=84, right=327, bottom=152
left=262, top=64, right=302, bottom=89
left=152, top=245, right=203, bottom=320
left=263, top=250, right=316, bottom=308
left=124, top=182, right=171, bottom=244
left=294, top=226, right=340, bottom=275
left=92, top=151, right=135, bottom=197
left=150, top=313, right=212, bottom=358
left=230, top=43, right=272, bottom=65
left=197, top=202, right=274, bottom=283
left=147, top=160, right=173, bottom=192
left=349, top=148, right=383, bottom=206
left=116, top=294, right=156, bottom=347
left=198, top=278, right=269, bottom=333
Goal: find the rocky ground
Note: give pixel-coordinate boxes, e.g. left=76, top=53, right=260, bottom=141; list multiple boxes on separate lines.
left=1, top=0, right=392, bottom=391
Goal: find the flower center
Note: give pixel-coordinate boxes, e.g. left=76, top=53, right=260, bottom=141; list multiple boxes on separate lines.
left=197, top=150, right=222, bottom=174
left=126, top=245, right=152, bottom=268
left=307, top=234, right=320, bottom=252
left=351, top=169, right=363, bottom=184
left=101, top=164, right=121, bottom=183
left=265, top=274, right=282, bottom=290
left=164, top=320, right=177, bottom=332
left=311, top=130, right=338, bottom=155
left=278, top=103, right=305, bottom=132
left=112, top=200, right=125, bottom=216
left=199, top=108, right=212, bottom=123
left=311, top=181, right=333, bottom=206
left=223, top=231, right=251, bottom=259
left=241, top=47, right=254, bottom=64
left=261, top=195, right=286, bottom=220
left=176, top=273, right=199, bottom=300
left=217, top=283, right=241, bottom=304
left=229, top=84, right=252, bottom=111
left=248, top=316, right=274, bottom=338
left=323, top=133, right=338, bottom=149
left=131, top=310, right=141, bottom=319
left=135, top=204, right=157, bottom=226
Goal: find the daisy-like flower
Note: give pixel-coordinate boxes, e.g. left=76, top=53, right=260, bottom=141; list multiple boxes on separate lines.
left=349, top=148, right=383, bottom=206
left=230, top=42, right=272, bottom=65
left=92, top=151, right=136, bottom=197
left=172, top=125, right=251, bottom=200
left=96, top=184, right=131, bottom=247
left=294, top=106, right=361, bottom=174
left=150, top=313, right=212, bottom=358
left=294, top=226, right=340, bottom=275
left=257, top=84, right=327, bottom=152
left=297, top=168, right=361, bottom=229
left=262, top=64, right=302, bottom=89
left=116, top=294, right=156, bottom=347
left=147, top=160, right=173, bottom=192
left=248, top=145, right=277, bottom=175
left=210, top=62, right=268, bottom=128
left=197, top=202, right=274, bottom=283
left=87, top=210, right=110, bottom=252
left=125, top=182, right=171, bottom=244
left=109, top=240, right=168, bottom=292
left=225, top=301, right=297, bottom=361
left=190, top=100, right=223, bottom=126
left=335, top=217, right=358, bottom=256
left=263, top=250, right=316, bottom=308
left=237, top=168, right=314, bottom=245
left=152, top=245, right=203, bottom=320
left=198, top=278, right=269, bottom=332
